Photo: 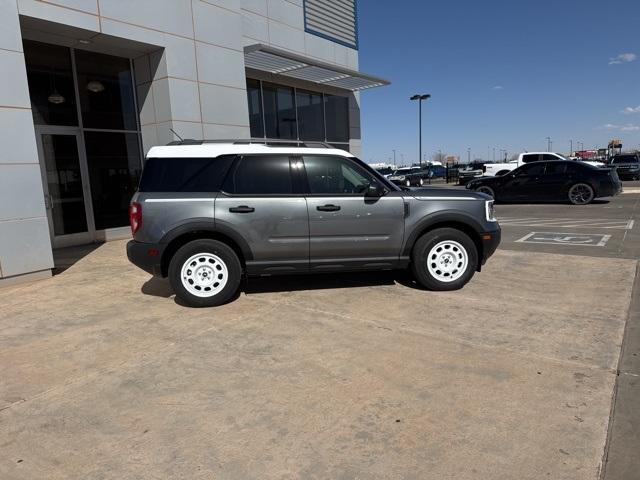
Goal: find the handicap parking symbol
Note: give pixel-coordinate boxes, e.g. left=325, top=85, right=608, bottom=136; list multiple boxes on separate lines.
left=516, top=232, right=611, bottom=247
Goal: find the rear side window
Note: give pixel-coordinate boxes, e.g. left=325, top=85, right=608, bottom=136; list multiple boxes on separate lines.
left=224, top=155, right=293, bottom=194
left=138, top=156, right=235, bottom=192
left=522, top=154, right=540, bottom=163
left=542, top=153, right=561, bottom=161
left=516, top=163, right=545, bottom=176
left=544, top=163, right=567, bottom=175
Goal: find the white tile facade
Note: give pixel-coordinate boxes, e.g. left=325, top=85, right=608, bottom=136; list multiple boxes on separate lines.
left=1, top=0, right=362, bottom=280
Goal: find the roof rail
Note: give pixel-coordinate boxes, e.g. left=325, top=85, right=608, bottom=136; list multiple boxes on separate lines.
left=166, top=138, right=334, bottom=148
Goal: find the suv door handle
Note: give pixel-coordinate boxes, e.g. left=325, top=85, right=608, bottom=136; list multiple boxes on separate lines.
left=316, top=204, right=341, bottom=212
left=229, top=206, right=255, bottom=213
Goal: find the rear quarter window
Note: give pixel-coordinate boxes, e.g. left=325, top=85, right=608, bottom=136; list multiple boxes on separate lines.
left=138, top=155, right=235, bottom=192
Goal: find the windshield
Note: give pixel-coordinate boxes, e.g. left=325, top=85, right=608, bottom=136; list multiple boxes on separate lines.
left=612, top=156, right=639, bottom=164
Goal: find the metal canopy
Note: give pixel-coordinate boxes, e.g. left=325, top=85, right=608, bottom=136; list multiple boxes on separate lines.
left=244, top=44, right=390, bottom=92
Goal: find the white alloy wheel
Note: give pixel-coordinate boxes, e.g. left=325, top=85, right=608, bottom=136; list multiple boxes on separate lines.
left=180, top=252, right=228, bottom=298
left=426, top=240, right=468, bottom=283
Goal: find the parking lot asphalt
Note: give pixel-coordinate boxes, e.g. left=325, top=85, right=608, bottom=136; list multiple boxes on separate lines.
left=1, top=193, right=638, bottom=479
left=495, top=190, right=640, bottom=260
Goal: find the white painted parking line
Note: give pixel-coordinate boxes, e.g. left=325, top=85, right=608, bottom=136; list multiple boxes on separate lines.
left=499, top=217, right=634, bottom=230
left=515, top=232, right=612, bottom=247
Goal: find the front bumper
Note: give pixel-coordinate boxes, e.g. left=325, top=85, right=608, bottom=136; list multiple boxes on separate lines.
left=480, top=227, right=501, bottom=266
left=127, top=240, right=165, bottom=276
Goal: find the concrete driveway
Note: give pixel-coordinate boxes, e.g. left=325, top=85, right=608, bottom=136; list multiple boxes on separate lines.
left=0, top=240, right=636, bottom=479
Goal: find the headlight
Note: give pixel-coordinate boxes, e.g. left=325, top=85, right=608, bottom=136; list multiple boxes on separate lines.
left=485, top=200, right=496, bottom=222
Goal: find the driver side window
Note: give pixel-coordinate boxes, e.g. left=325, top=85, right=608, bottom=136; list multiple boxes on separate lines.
left=303, top=155, right=377, bottom=194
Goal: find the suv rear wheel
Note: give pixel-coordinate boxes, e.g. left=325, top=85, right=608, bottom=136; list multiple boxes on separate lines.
left=411, top=228, right=478, bottom=290
left=169, top=239, right=242, bottom=307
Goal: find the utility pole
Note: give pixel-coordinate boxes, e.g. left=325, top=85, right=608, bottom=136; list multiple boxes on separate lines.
left=410, top=94, right=431, bottom=167
left=570, top=139, right=573, bottom=156
left=392, top=149, right=396, bottom=166
left=467, top=148, right=471, bottom=163
left=493, top=147, right=495, bottom=161
left=546, top=137, right=552, bottom=151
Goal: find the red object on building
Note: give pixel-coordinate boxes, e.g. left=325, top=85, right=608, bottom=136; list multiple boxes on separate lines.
left=575, top=150, right=596, bottom=159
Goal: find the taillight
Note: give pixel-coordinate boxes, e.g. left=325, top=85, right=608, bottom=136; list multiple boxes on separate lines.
left=129, top=202, right=142, bottom=234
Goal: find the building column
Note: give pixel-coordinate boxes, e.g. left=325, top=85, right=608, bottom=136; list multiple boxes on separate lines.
left=0, top=0, right=54, bottom=281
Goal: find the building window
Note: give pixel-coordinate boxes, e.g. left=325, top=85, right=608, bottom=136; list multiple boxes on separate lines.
left=23, top=40, right=143, bottom=236
left=247, top=79, right=350, bottom=150
left=247, top=79, right=264, bottom=138
left=304, top=0, right=358, bottom=50
left=23, top=40, right=78, bottom=126
left=263, top=82, right=297, bottom=140
left=75, top=50, right=137, bottom=131
left=296, top=89, right=324, bottom=141
left=84, top=132, right=142, bottom=230
left=324, top=94, right=349, bottom=143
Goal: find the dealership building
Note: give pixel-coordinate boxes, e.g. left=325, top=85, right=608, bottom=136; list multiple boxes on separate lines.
left=0, top=0, right=388, bottom=284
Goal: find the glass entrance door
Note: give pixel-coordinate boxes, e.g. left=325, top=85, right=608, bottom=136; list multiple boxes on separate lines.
left=37, top=131, right=94, bottom=248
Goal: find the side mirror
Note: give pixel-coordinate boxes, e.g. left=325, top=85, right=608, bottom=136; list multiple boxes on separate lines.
left=365, top=182, right=385, bottom=197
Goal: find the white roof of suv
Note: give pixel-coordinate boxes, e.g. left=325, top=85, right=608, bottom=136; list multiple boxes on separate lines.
left=147, top=143, right=354, bottom=158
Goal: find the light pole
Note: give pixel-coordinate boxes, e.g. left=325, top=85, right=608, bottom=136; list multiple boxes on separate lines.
left=493, top=147, right=495, bottom=161
left=410, top=94, right=431, bottom=167
left=546, top=136, right=552, bottom=151
left=392, top=149, right=396, bottom=166
left=467, top=148, right=471, bottom=163
left=570, top=140, right=573, bottom=156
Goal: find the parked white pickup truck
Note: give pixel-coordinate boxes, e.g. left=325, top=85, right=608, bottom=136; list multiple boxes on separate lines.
left=483, top=152, right=605, bottom=176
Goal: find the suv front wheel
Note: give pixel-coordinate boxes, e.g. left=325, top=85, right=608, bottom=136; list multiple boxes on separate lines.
left=411, top=228, right=478, bottom=290
left=169, top=239, right=242, bottom=307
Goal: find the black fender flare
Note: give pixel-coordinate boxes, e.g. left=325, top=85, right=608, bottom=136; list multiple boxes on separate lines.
left=402, top=210, right=486, bottom=258
left=159, top=218, right=254, bottom=261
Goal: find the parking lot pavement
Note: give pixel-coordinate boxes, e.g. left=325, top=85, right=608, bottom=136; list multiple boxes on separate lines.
left=0, top=234, right=637, bottom=479
left=496, top=192, right=640, bottom=259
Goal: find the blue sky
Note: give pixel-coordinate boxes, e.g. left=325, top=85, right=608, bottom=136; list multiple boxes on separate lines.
left=357, top=0, right=640, bottom=164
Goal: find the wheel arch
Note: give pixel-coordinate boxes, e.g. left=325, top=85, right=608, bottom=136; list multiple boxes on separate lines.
left=403, top=214, right=485, bottom=271
left=159, top=222, right=252, bottom=277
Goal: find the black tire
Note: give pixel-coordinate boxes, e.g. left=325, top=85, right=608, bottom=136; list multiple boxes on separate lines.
left=476, top=185, right=495, bottom=198
left=411, top=228, right=478, bottom=291
left=568, top=182, right=594, bottom=205
left=168, top=239, right=242, bottom=307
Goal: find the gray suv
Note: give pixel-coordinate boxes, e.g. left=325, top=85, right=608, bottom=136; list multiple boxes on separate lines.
left=127, top=141, right=501, bottom=307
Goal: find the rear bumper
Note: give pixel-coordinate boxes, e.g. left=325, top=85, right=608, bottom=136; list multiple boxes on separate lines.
left=480, top=227, right=501, bottom=266
left=126, top=240, right=164, bottom=276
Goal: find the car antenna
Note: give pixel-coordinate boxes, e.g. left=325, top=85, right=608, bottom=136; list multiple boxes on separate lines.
left=169, top=128, right=184, bottom=142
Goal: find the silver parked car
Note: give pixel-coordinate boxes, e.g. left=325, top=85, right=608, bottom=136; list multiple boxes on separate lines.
left=127, top=140, right=501, bottom=307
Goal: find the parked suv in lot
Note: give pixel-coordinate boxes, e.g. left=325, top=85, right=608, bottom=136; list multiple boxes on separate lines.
left=610, top=153, right=640, bottom=180
left=127, top=141, right=501, bottom=307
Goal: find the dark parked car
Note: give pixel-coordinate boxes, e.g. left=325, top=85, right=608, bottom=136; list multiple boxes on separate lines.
left=465, top=160, right=622, bottom=205
left=610, top=154, right=640, bottom=180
